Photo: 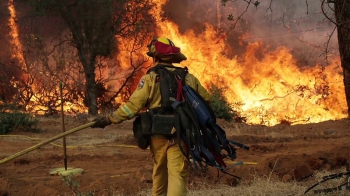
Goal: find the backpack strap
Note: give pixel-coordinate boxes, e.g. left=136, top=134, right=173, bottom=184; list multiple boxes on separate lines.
left=147, top=64, right=188, bottom=111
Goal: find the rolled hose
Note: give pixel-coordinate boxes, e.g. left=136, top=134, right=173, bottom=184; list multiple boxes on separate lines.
left=0, top=122, right=95, bottom=165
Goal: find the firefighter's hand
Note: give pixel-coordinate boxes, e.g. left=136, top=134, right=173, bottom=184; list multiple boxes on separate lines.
left=91, top=115, right=112, bottom=128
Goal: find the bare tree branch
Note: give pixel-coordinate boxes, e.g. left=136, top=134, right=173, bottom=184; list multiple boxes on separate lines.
left=319, top=26, right=337, bottom=62
left=266, top=0, right=273, bottom=12
left=282, top=14, right=323, bottom=50
left=321, top=0, right=337, bottom=25
left=221, top=0, right=255, bottom=30
left=305, top=0, right=309, bottom=14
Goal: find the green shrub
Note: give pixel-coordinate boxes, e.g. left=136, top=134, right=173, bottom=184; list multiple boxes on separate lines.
left=62, top=173, right=92, bottom=196
left=0, top=102, right=41, bottom=134
left=208, top=83, right=245, bottom=122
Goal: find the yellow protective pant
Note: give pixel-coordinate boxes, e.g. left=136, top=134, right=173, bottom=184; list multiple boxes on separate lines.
left=150, top=135, right=188, bottom=196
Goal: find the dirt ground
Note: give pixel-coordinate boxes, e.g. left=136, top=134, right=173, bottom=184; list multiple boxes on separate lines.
left=1, top=117, right=350, bottom=196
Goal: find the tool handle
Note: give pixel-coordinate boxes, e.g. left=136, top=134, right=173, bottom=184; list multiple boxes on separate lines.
left=0, top=122, right=95, bottom=165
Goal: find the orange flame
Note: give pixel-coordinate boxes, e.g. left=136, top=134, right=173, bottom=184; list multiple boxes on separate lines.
left=7, top=0, right=346, bottom=124
left=143, top=0, right=347, bottom=125
left=7, top=1, right=88, bottom=115
left=8, top=0, right=25, bottom=67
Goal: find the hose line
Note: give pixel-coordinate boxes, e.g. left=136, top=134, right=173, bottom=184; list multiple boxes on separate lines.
left=0, top=122, right=94, bottom=165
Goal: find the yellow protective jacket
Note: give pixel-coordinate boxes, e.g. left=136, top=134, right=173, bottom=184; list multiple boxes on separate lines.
left=108, top=63, right=212, bottom=123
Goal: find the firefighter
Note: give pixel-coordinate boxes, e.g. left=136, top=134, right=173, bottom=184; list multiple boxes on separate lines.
left=91, top=37, right=212, bottom=196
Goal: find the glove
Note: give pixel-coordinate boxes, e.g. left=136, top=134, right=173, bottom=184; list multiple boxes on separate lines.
left=91, top=115, right=112, bottom=128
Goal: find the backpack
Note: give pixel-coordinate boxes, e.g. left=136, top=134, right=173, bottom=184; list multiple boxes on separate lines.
left=148, top=64, right=249, bottom=177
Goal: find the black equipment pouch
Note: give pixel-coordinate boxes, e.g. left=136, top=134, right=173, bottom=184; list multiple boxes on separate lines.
left=132, top=112, right=153, bottom=149
left=140, top=112, right=153, bottom=135
left=151, top=114, right=175, bottom=136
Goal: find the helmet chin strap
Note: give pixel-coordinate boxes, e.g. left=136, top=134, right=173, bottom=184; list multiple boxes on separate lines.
left=152, top=56, right=156, bottom=66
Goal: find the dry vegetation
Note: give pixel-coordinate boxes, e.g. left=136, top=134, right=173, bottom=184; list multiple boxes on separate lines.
left=1, top=116, right=350, bottom=195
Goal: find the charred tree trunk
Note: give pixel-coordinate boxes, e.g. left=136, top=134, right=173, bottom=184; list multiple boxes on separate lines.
left=79, top=53, right=98, bottom=115
left=335, top=0, right=350, bottom=117
left=344, top=69, right=350, bottom=116
left=30, top=0, right=154, bottom=115
left=55, top=0, right=114, bottom=115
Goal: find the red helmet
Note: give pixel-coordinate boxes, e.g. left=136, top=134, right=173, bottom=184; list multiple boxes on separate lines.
left=147, top=37, right=187, bottom=63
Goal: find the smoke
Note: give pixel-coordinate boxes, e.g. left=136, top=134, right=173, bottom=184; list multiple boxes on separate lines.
left=163, top=0, right=338, bottom=66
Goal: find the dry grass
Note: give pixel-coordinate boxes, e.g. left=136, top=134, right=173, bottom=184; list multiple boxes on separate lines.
left=111, top=178, right=305, bottom=196
left=110, top=166, right=350, bottom=196
left=114, top=176, right=349, bottom=196
left=37, top=117, right=350, bottom=196
left=187, top=179, right=304, bottom=196
left=62, top=177, right=350, bottom=196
